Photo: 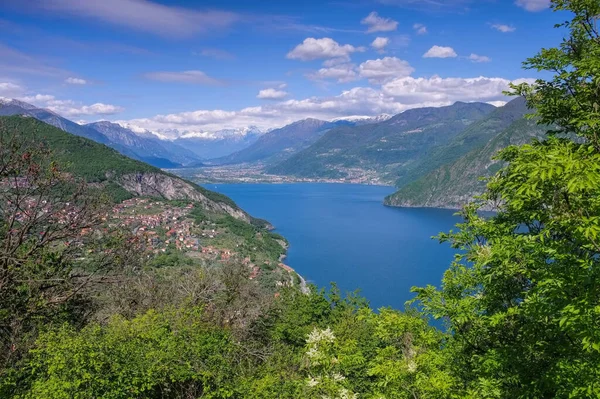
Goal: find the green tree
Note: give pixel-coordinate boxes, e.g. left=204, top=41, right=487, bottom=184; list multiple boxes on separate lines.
left=19, top=307, right=237, bottom=399
left=414, top=1, right=600, bottom=397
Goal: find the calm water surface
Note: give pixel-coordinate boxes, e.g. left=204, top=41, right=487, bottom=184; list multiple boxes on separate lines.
left=206, top=183, right=459, bottom=310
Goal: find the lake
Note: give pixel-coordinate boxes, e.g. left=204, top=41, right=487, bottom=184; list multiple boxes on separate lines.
left=205, top=183, right=460, bottom=310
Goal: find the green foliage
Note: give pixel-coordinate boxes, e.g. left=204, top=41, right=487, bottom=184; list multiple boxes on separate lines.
left=0, top=116, right=157, bottom=183
left=414, top=1, right=600, bottom=397
left=216, top=215, right=286, bottom=262
left=148, top=249, right=195, bottom=268
left=20, top=308, right=237, bottom=399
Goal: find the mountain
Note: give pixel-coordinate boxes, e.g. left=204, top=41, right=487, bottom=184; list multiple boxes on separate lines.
left=0, top=98, right=111, bottom=145
left=391, top=97, right=530, bottom=189
left=0, top=115, right=250, bottom=221
left=268, top=102, right=496, bottom=181
left=0, top=99, right=202, bottom=168
left=86, top=121, right=201, bottom=168
left=332, top=114, right=392, bottom=125
left=210, top=118, right=348, bottom=165
left=174, top=127, right=264, bottom=160
left=384, top=117, right=547, bottom=209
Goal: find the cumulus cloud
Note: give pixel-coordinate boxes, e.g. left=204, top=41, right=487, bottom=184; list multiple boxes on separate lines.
left=381, top=76, right=533, bottom=104
left=26, top=0, right=239, bottom=38
left=308, top=63, right=358, bottom=83
left=65, top=77, right=87, bottom=85
left=257, top=88, right=289, bottom=100
left=515, top=0, right=550, bottom=11
left=115, top=75, right=531, bottom=136
left=44, top=99, right=124, bottom=117
left=0, top=82, right=25, bottom=97
left=144, top=70, right=223, bottom=85
left=287, top=38, right=365, bottom=61
left=413, top=23, right=427, bottom=35
left=423, top=45, right=458, bottom=58
left=468, top=54, right=491, bottom=63
left=371, top=37, right=390, bottom=53
left=20, top=94, right=56, bottom=103
left=358, top=57, right=414, bottom=84
left=361, top=12, right=398, bottom=33
left=491, top=23, right=516, bottom=32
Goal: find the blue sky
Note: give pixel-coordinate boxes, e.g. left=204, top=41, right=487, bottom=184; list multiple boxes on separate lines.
left=0, top=0, right=565, bottom=136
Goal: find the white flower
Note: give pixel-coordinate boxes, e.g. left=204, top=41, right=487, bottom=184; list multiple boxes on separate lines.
left=332, top=373, right=346, bottom=382
left=306, top=346, right=320, bottom=359
left=307, top=377, right=320, bottom=387
left=307, top=327, right=336, bottom=344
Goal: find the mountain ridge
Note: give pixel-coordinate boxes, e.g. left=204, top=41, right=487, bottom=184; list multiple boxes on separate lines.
left=267, top=101, right=497, bottom=181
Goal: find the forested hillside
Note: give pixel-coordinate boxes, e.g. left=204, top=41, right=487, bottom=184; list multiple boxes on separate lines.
left=385, top=117, right=547, bottom=209
left=268, top=102, right=495, bottom=182
left=391, top=96, right=530, bottom=189
left=0, top=100, right=202, bottom=168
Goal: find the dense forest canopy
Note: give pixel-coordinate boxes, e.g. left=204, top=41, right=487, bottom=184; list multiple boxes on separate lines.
left=1, top=0, right=599, bottom=398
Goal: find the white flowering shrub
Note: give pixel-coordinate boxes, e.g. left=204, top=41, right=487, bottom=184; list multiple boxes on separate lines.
left=303, top=327, right=358, bottom=399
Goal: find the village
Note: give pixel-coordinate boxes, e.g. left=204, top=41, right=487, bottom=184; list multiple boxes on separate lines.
left=104, top=197, right=298, bottom=287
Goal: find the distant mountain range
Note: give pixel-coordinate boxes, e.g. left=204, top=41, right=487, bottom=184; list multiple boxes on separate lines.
left=1, top=97, right=544, bottom=210
left=174, top=127, right=264, bottom=160
left=0, top=99, right=202, bottom=168
left=263, top=97, right=543, bottom=210
left=209, top=118, right=356, bottom=165
left=87, top=121, right=201, bottom=168
left=267, top=101, right=496, bottom=180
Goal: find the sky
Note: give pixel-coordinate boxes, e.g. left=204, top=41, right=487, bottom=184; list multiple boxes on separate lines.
left=0, top=0, right=566, bottom=137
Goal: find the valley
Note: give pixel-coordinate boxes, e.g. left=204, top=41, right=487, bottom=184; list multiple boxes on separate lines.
left=1, top=96, right=541, bottom=210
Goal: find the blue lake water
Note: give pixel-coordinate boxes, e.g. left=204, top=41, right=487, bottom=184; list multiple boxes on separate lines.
left=205, top=183, right=460, bottom=310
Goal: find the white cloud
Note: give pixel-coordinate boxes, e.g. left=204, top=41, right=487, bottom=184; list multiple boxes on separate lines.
left=382, top=76, right=534, bottom=104
left=115, top=75, right=532, bottom=136
left=488, top=101, right=507, bottom=107
left=287, top=38, right=365, bottom=61
left=65, top=77, right=87, bottom=85
left=144, top=70, right=222, bottom=85
left=515, top=0, right=550, bottom=12
left=323, top=58, right=349, bottom=67
left=371, top=37, right=390, bottom=53
left=46, top=100, right=124, bottom=117
left=491, top=23, right=516, bottom=33
left=358, top=57, right=414, bottom=84
left=361, top=12, right=398, bottom=33
left=468, top=54, right=491, bottom=63
left=257, top=88, right=289, bottom=100
left=20, top=94, right=56, bottom=103
left=413, top=23, right=427, bottom=35
left=423, top=45, right=458, bottom=58
left=0, top=82, right=25, bottom=97
left=308, top=63, right=358, bottom=83
left=29, top=0, right=239, bottom=38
